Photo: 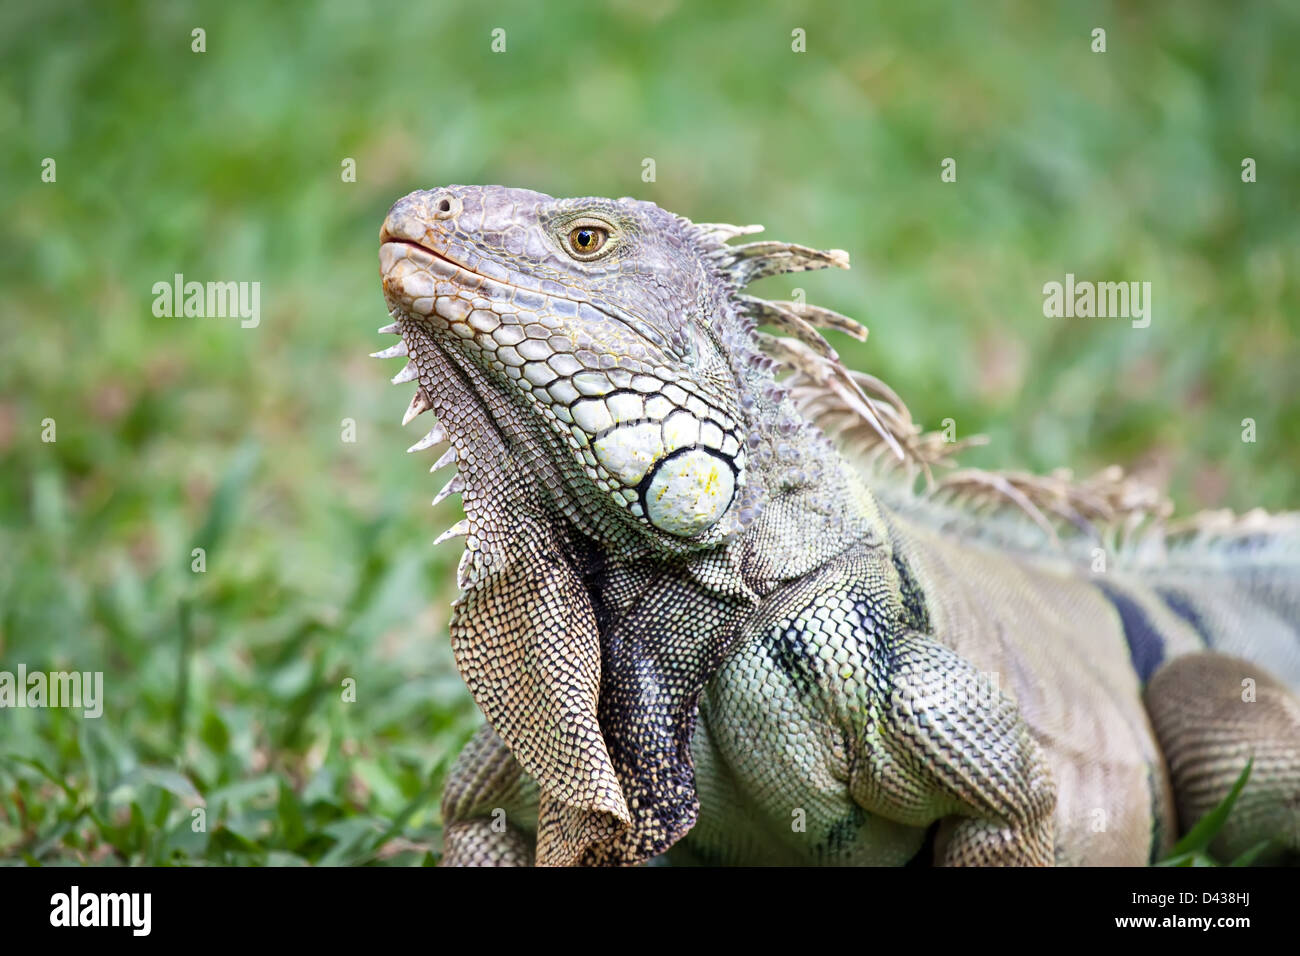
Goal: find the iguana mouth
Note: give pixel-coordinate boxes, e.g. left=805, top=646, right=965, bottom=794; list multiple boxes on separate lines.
left=379, top=234, right=466, bottom=274
left=379, top=238, right=487, bottom=306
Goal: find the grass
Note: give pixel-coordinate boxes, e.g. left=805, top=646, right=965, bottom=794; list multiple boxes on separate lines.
left=1, top=1, right=1297, bottom=864
left=1157, top=762, right=1269, bottom=867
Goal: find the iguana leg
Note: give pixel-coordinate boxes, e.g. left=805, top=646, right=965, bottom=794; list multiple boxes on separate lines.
left=858, top=634, right=1058, bottom=866
left=1145, top=653, right=1300, bottom=861
left=439, top=724, right=539, bottom=866
left=442, top=821, right=532, bottom=866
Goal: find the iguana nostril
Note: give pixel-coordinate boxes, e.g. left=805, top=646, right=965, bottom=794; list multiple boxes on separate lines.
left=431, top=194, right=459, bottom=218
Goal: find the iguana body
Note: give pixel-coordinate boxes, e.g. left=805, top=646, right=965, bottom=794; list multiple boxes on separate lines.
left=375, top=186, right=1300, bottom=866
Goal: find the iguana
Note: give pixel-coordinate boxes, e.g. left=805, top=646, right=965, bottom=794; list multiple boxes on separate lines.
left=374, top=185, right=1300, bottom=866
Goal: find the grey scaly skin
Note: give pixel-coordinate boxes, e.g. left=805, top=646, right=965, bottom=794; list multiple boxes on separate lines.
left=375, top=185, right=1300, bottom=866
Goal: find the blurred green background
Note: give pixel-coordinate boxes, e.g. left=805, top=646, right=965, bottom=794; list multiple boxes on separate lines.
left=1, top=0, right=1296, bottom=864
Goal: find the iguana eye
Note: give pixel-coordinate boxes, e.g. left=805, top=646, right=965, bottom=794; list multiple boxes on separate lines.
left=567, top=225, right=609, bottom=258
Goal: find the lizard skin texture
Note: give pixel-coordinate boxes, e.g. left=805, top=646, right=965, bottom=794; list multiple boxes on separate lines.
left=374, top=185, right=1300, bottom=866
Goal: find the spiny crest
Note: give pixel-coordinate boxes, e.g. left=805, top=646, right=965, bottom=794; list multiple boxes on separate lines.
left=688, top=219, right=1005, bottom=473
left=928, top=466, right=1174, bottom=550
left=1160, top=507, right=1300, bottom=557
left=373, top=318, right=469, bottom=561
left=694, top=220, right=1294, bottom=554
left=689, top=219, right=905, bottom=461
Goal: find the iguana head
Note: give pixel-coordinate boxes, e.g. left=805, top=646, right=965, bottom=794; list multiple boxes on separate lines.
left=381, top=185, right=759, bottom=545
left=376, top=185, right=897, bottom=863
